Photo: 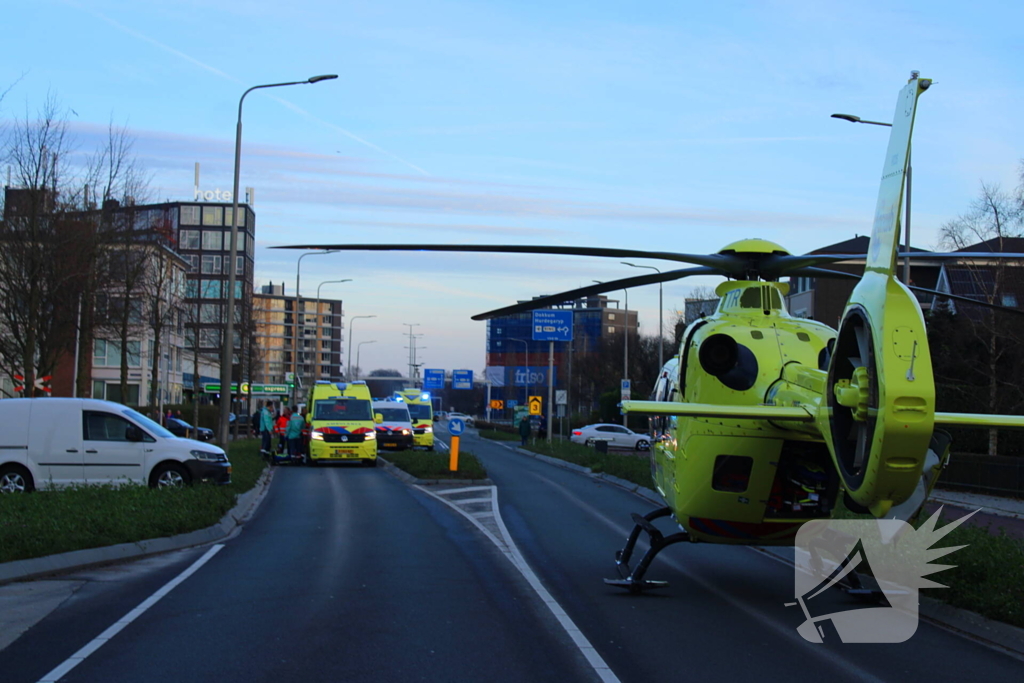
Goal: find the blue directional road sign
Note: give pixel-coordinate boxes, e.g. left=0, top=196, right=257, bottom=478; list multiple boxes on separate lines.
left=532, top=310, right=573, bottom=342
left=448, top=418, right=466, bottom=436
left=507, top=399, right=518, bottom=408
left=452, top=369, right=473, bottom=390
left=423, top=369, right=445, bottom=389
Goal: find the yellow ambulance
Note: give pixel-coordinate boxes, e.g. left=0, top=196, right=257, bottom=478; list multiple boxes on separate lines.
left=393, top=389, right=435, bottom=450
left=307, top=381, right=380, bottom=466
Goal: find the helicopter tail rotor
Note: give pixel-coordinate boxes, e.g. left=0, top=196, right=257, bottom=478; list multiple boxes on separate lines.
left=819, top=75, right=935, bottom=517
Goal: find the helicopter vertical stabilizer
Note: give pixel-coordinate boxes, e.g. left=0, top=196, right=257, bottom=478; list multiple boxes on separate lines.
left=821, top=76, right=936, bottom=517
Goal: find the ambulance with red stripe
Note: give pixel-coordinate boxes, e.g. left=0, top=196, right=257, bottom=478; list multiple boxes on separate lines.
left=306, top=381, right=380, bottom=466
left=393, top=389, right=435, bottom=451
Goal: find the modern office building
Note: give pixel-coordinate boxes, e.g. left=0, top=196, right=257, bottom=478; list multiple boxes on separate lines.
left=485, top=294, right=637, bottom=413
left=252, top=282, right=345, bottom=390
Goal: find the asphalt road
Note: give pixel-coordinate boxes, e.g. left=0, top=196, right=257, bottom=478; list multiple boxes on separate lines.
left=1, top=430, right=1022, bottom=682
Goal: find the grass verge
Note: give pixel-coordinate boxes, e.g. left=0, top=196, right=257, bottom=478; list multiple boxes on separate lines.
left=384, top=450, right=487, bottom=480
left=519, top=438, right=654, bottom=490
left=835, top=498, right=1024, bottom=629
left=477, top=428, right=518, bottom=441
left=0, top=439, right=266, bottom=564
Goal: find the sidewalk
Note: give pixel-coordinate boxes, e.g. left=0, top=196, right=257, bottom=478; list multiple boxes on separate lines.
left=925, top=488, right=1024, bottom=540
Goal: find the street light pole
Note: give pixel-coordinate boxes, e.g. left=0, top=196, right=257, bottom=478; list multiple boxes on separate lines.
left=294, top=249, right=338, bottom=401
left=595, top=281, right=630, bottom=425
left=403, top=323, right=420, bottom=382
left=831, top=108, right=912, bottom=285
left=356, top=340, right=376, bottom=379
left=347, top=315, right=376, bottom=381
left=314, top=279, right=351, bottom=383
left=508, top=337, right=529, bottom=415
left=622, top=262, right=663, bottom=372
left=218, top=73, right=337, bottom=446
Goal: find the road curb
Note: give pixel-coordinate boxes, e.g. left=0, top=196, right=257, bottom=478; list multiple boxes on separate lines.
left=504, top=443, right=664, bottom=505
left=0, top=468, right=275, bottom=586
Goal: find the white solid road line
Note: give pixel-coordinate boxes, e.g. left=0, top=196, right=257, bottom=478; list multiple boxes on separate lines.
left=416, top=485, right=621, bottom=683
left=36, top=544, right=225, bottom=683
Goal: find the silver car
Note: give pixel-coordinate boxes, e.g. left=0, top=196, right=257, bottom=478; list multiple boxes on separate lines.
left=570, top=423, right=651, bottom=451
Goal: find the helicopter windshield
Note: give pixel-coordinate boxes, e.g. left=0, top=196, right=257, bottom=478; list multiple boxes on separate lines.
left=719, top=285, right=786, bottom=313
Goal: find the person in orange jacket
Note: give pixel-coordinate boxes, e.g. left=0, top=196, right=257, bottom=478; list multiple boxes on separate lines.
left=274, top=408, right=290, bottom=458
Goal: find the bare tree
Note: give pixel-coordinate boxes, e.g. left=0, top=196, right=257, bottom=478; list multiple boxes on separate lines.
left=937, top=175, right=1024, bottom=455
left=0, top=96, right=89, bottom=395
left=88, top=123, right=153, bottom=404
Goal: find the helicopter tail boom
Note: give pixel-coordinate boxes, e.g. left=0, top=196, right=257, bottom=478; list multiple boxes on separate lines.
left=934, top=412, right=1024, bottom=429
left=621, top=400, right=815, bottom=422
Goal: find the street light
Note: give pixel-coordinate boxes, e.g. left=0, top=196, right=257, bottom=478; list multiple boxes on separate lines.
left=294, top=249, right=339, bottom=399
left=622, top=262, right=663, bottom=372
left=831, top=110, right=912, bottom=285
left=595, top=281, right=630, bottom=426
left=403, top=323, right=421, bottom=382
left=219, top=73, right=337, bottom=446
left=508, top=337, right=530, bottom=411
left=347, top=315, right=376, bottom=381
left=314, top=279, right=351, bottom=382
left=356, top=340, right=377, bottom=380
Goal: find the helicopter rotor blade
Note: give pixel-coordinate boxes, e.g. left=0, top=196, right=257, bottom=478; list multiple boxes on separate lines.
left=909, top=286, right=1024, bottom=315
left=273, top=243, right=740, bottom=271
left=853, top=422, right=869, bottom=471
left=469, top=266, right=722, bottom=321
left=849, top=322, right=871, bottom=370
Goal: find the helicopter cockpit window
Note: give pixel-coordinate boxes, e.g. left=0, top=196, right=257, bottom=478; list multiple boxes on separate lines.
left=712, top=455, right=753, bottom=493
left=738, top=286, right=784, bottom=310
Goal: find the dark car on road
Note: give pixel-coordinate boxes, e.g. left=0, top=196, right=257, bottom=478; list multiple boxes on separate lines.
left=166, top=417, right=214, bottom=441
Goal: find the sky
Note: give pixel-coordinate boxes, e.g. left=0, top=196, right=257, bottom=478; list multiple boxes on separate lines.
left=3, top=0, right=1023, bottom=376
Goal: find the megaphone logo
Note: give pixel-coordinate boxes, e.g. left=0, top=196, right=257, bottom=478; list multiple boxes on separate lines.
left=787, top=508, right=975, bottom=644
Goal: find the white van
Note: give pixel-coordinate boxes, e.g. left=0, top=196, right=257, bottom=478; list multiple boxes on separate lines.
left=0, top=398, right=231, bottom=492
left=371, top=400, right=414, bottom=450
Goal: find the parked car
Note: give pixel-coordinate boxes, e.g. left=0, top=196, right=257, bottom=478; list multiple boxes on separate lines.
left=166, top=417, right=215, bottom=442
left=570, top=424, right=651, bottom=451
left=0, top=398, right=230, bottom=492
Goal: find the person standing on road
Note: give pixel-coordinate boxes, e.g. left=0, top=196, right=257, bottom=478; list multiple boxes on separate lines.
left=519, top=415, right=531, bottom=447
left=275, top=408, right=290, bottom=457
left=286, top=408, right=305, bottom=462
left=259, top=400, right=274, bottom=461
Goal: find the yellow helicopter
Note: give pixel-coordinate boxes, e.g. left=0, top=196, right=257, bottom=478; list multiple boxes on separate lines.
left=279, top=75, right=1024, bottom=592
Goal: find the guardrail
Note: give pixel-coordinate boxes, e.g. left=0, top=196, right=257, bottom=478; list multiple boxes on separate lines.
left=940, top=453, right=1024, bottom=498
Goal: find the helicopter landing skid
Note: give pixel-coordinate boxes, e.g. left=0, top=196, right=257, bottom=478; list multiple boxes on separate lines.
left=604, top=508, right=690, bottom=594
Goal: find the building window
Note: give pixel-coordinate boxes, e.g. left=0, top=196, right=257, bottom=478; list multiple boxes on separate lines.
left=186, top=280, right=199, bottom=299
left=200, top=328, right=221, bottom=348
left=105, top=383, right=141, bottom=405
left=179, top=229, right=200, bottom=249
left=202, top=205, right=224, bottom=226
left=93, top=340, right=141, bottom=367
left=608, top=313, right=616, bottom=320
left=236, top=255, right=244, bottom=275
left=185, top=254, right=199, bottom=273
left=201, top=280, right=222, bottom=298
left=225, top=207, right=246, bottom=228
left=200, top=303, right=222, bottom=323
left=607, top=326, right=616, bottom=334
left=92, top=380, right=106, bottom=399
left=201, top=255, right=221, bottom=274
left=180, top=206, right=200, bottom=226
left=202, top=230, right=223, bottom=251
left=1003, top=294, right=1017, bottom=307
